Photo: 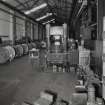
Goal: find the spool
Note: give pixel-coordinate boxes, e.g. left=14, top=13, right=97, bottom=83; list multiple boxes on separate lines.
left=13, top=45, right=23, bottom=57
left=4, top=46, right=15, bottom=61
left=13, top=46, right=20, bottom=57
left=0, top=47, right=10, bottom=64
left=21, top=44, right=28, bottom=54
left=17, top=45, right=24, bottom=56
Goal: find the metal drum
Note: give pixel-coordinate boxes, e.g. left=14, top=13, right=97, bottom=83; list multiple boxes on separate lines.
left=21, top=44, right=29, bottom=54
left=17, top=45, right=24, bottom=56
left=0, top=47, right=10, bottom=64
left=13, top=45, right=20, bottom=57
left=4, top=46, right=15, bottom=61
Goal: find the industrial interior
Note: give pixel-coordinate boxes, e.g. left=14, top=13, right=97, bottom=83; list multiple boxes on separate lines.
left=0, top=0, right=105, bottom=105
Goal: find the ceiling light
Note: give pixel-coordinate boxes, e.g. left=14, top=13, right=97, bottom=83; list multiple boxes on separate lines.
left=36, top=13, right=52, bottom=21
left=42, top=19, right=55, bottom=25
left=24, top=3, right=47, bottom=15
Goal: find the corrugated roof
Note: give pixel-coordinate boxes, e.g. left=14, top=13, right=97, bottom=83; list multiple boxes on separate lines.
left=2, top=0, right=73, bottom=24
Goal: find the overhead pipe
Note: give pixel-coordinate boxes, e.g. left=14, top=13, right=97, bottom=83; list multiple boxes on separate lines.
left=77, top=0, right=87, bottom=17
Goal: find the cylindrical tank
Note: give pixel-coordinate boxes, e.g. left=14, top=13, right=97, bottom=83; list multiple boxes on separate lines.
left=0, top=47, right=10, bottom=64
left=21, top=44, right=29, bottom=54
left=4, top=46, right=15, bottom=61
left=17, top=45, right=24, bottom=56
left=13, top=46, right=19, bottom=57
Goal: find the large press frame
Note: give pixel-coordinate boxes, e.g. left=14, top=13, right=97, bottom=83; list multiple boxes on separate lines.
left=46, top=24, right=67, bottom=71
left=45, top=23, right=79, bottom=72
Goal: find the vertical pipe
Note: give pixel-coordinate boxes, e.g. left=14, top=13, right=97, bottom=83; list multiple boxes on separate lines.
left=12, top=12, right=16, bottom=45
left=46, top=24, right=50, bottom=51
left=63, top=23, right=67, bottom=52
left=32, top=23, right=34, bottom=41
left=25, top=19, right=28, bottom=44
left=103, top=16, right=105, bottom=100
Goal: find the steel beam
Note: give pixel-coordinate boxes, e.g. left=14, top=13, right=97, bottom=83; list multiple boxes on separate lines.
left=44, top=0, right=54, bottom=14
left=14, top=0, right=27, bottom=8
left=30, top=0, right=39, bottom=8
left=24, top=0, right=30, bottom=8
left=68, top=0, right=77, bottom=25
left=16, top=0, right=34, bottom=8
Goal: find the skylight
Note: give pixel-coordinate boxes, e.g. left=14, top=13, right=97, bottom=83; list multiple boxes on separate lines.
left=42, top=19, right=55, bottom=25
left=36, top=13, right=52, bottom=21
left=24, top=3, right=47, bottom=15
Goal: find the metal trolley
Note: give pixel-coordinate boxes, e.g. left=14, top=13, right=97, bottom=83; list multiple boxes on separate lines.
left=29, top=48, right=40, bottom=71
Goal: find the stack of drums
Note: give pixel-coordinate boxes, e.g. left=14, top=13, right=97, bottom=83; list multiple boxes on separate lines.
left=0, top=43, right=36, bottom=64
left=13, top=45, right=23, bottom=57
left=0, top=47, right=10, bottom=64
left=21, top=44, right=28, bottom=54
left=4, top=46, right=15, bottom=61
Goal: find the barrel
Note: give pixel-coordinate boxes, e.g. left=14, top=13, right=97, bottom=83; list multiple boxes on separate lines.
left=17, top=45, right=23, bottom=56
left=13, top=46, right=20, bottom=57
left=4, top=46, right=15, bottom=61
left=21, top=44, right=29, bottom=54
left=0, top=47, right=10, bottom=64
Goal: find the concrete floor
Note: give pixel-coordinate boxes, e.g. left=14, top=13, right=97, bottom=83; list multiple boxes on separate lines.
left=0, top=55, right=77, bottom=105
